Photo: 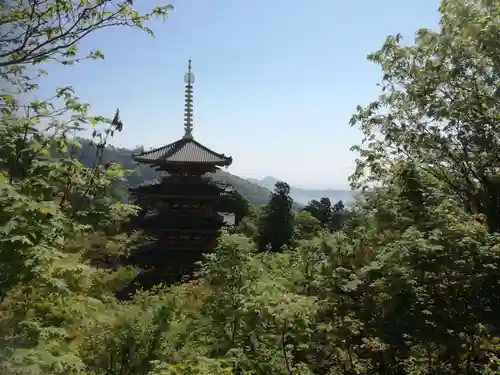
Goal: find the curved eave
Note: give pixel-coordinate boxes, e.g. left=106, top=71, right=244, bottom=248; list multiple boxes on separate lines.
left=132, top=138, right=233, bottom=167
left=132, top=156, right=233, bottom=167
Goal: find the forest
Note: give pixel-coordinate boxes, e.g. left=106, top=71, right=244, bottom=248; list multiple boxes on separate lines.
left=0, top=0, right=499, bottom=374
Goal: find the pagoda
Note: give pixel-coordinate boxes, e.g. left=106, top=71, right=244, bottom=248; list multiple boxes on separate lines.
left=124, top=60, right=243, bottom=291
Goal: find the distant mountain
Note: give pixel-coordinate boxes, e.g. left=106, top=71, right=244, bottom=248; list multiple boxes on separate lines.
left=247, top=176, right=354, bottom=205
left=75, top=139, right=300, bottom=208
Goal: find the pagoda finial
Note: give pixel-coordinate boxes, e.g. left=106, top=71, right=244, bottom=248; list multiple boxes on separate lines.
left=183, top=58, right=195, bottom=139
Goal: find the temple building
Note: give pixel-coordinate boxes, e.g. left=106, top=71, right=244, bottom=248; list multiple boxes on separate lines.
left=124, top=60, right=244, bottom=291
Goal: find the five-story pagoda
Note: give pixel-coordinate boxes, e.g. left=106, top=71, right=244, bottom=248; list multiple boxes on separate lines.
left=126, top=60, right=239, bottom=289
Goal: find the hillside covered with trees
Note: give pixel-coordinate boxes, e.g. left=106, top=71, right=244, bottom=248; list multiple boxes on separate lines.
left=1, top=0, right=499, bottom=374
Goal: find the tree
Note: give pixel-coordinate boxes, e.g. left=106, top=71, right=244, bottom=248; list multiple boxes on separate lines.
left=234, top=204, right=263, bottom=240
left=257, top=181, right=294, bottom=252
left=0, top=0, right=171, bottom=90
left=349, top=0, right=500, bottom=231
left=303, top=197, right=332, bottom=229
left=329, top=199, right=346, bottom=231
left=0, top=0, right=171, bottom=372
left=303, top=197, right=347, bottom=231
left=293, top=210, right=321, bottom=241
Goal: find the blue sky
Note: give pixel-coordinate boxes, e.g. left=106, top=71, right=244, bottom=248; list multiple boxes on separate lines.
left=39, top=0, right=441, bottom=189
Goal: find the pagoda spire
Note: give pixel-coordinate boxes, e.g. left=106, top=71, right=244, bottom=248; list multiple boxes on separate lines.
left=183, top=59, right=195, bottom=139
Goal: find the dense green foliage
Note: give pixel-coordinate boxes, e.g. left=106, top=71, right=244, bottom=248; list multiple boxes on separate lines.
left=257, top=181, right=295, bottom=252
left=0, top=0, right=499, bottom=374
left=302, top=198, right=348, bottom=231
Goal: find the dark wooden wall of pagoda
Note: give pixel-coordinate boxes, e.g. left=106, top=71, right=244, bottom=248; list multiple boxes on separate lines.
left=119, top=174, right=246, bottom=297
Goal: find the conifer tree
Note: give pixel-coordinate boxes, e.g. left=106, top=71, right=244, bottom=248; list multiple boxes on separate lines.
left=257, top=181, right=294, bottom=252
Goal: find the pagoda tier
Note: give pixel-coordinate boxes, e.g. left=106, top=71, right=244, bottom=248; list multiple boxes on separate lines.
left=130, top=176, right=226, bottom=198
left=133, top=137, right=232, bottom=175
left=131, top=178, right=244, bottom=219
left=139, top=213, right=225, bottom=232
left=134, top=197, right=242, bottom=219
left=117, top=267, right=197, bottom=299
left=125, top=241, right=216, bottom=269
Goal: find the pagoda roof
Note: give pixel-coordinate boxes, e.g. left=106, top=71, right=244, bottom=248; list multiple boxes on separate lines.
left=130, top=179, right=224, bottom=196
left=133, top=137, right=232, bottom=166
